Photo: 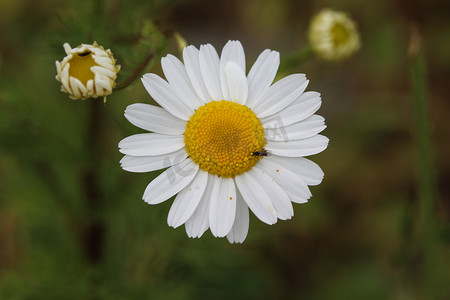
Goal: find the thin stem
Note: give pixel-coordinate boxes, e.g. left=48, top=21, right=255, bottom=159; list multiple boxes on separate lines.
left=81, top=100, right=105, bottom=264
left=114, top=49, right=156, bottom=91
left=279, top=45, right=314, bottom=73
left=408, top=25, right=438, bottom=299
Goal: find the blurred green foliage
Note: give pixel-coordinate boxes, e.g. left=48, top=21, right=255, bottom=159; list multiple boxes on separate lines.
left=1, top=0, right=450, bottom=299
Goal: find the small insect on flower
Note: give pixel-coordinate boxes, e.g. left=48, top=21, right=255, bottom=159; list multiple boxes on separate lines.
left=119, top=40, right=328, bottom=243
left=308, top=9, right=360, bottom=61
left=55, top=42, right=121, bottom=100
left=252, top=150, right=270, bottom=157
left=78, top=51, right=92, bottom=57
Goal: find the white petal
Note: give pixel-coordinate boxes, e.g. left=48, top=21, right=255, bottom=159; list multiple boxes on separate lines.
left=69, top=77, right=81, bottom=98
left=264, top=115, right=326, bottom=142
left=209, top=177, right=236, bottom=237
left=235, top=171, right=277, bottom=225
left=185, top=174, right=216, bottom=238
left=86, top=79, right=94, bottom=92
left=220, top=40, right=246, bottom=100
left=55, top=61, right=61, bottom=78
left=226, top=189, right=250, bottom=244
left=252, top=74, right=308, bottom=118
left=286, top=191, right=308, bottom=204
left=246, top=49, right=280, bottom=107
left=141, top=74, right=193, bottom=121
left=120, top=148, right=188, bottom=173
left=167, top=169, right=208, bottom=228
left=252, top=167, right=294, bottom=220
left=63, top=43, right=72, bottom=54
left=95, top=76, right=112, bottom=93
left=125, top=103, right=186, bottom=135
left=257, top=158, right=311, bottom=203
left=183, top=46, right=212, bottom=101
left=265, top=135, right=329, bottom=157
left=118, top=133, right=184, bottom=156
left=265, top=156, right=325, bottom=186
left=261, top=91, right=322, bottom=128
left=220, top=40, right=246, bottom=72
left=223, top=62, right=248, bottom=104
left=61, top=64, right=71, bottom=92
left=199, top=44, right=222, bottom=101
left=71, top=76, right=88, bottom=95
left=161, top=54, right=204, bottom=109
left=143, top=158, right=199, bottom=204
left=91, top=65, right=115, bottom=78
left=93, top=56, right=116, bottom=70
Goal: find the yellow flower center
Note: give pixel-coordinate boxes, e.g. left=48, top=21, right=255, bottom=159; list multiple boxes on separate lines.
left=331, top=23, right=350, bottom=47
left=68, top=51, right=96, bottom=85
left=184, top=100, right=266, bottom=178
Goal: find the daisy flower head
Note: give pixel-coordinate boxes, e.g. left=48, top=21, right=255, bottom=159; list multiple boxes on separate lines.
left=119, top=40, right=328, bottom=243
left=308, top=9, right=360, bottom=61
left=55, top=42, right=120, bottom=100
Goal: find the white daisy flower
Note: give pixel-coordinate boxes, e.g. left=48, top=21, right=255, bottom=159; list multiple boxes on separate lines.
left=308, top=9, right=360, bottom=61
left=55, top=42, right=120, bottom=100
left=119, top=41, right=328, bottom=243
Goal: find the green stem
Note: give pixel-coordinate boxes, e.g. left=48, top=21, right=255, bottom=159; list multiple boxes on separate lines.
left=81, top=100, right=105, bottom=264
left=279, top=45, right=314, bottom=73
left=114, top=49, right=156, bottom=91
left=409, top=28, right=438, bottom=299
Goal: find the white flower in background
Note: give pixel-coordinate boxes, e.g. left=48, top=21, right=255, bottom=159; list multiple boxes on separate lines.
left=55, top=42, right=120, bottom=100
left=308, top=9, right=360, bottom=61
left=119, top=40, right=328, bottom=243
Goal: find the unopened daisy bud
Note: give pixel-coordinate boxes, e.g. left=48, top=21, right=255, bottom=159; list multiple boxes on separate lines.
left=308, top=9, right=360, bottom=61
left=55, top=42, right=121, bottom=100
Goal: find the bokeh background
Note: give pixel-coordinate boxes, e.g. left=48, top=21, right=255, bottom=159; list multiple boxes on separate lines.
left=1, top=0, right=449, bottom=299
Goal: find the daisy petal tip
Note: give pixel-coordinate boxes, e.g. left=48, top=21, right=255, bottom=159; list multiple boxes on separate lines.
left=210, top=222, right=234, bottom=238
left=212, top=231, right=227, bottom=238
left=301, top=79, right=309, bottom=90
left=168, top=220, right=183, bottom=229
left=185, top=45, right=197, bottom=51
left=227, top=237, right=244, bottom=244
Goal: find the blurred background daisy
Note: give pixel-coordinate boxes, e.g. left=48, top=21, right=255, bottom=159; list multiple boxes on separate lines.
left=1, top=0, right=450, bottom=299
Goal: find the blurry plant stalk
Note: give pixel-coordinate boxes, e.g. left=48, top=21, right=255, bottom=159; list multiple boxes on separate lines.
left=81, top=99, right=105, bottom=264
left=279, top=45, right=314, bottom=74
left=113, top=28, right=184, bottom=91
left=114, top=49, right=156, bottom=91
left=408, top=25, right=440, bottom=298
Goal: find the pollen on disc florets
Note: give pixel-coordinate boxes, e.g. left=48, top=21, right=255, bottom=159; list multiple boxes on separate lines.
left=55, top=42, right=121, bottom=100
left=184, top=100, right=266, bottom=178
